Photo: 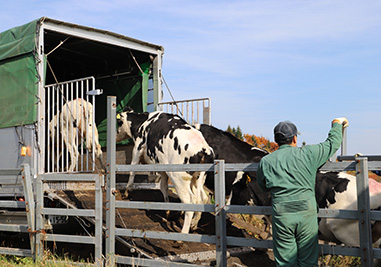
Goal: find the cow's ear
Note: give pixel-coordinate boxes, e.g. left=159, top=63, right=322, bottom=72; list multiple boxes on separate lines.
left=334, top=178, right=350, bottom=193
left=123, top=106, right=133, bottom=112
left=253, top=156, right=262, bottom=163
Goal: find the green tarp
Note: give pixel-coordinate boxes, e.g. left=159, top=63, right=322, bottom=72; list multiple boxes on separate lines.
left=0, top=19, right=40, bottom=128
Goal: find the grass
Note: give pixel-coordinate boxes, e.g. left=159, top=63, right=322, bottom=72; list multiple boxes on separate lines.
left=320, top=255, right=361, bottom=267
left=0, top=251, right=363, bottom=267
left=0, top=252, right=95, bottom=266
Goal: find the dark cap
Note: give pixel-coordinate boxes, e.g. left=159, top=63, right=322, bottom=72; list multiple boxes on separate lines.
left=274, top=121, right=301, bottom=139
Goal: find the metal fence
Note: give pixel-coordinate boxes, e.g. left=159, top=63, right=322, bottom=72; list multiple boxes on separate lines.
left=106, top=95, right=381, bottom=267
left=35, top=173, right=103, bottom=266
left=0, top=168, right=103, bottom=265
left=158, top=98, right=211, bottom=125
left=2, top=160, right=380, bottom=266
left=0, top=164, right=35, bottom=257
left=104, top=161, right=381, bottom=266
left=45, top=76, right=101, bottom=173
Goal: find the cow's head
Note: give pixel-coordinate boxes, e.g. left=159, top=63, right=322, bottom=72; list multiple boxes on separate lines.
left=230, top=172, right=271, bottom=206
left=116, top=107, right=134, bottom=142
left=315, top=171, right=350, bottom=209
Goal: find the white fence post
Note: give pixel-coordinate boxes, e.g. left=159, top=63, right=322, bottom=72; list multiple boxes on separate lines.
left=214, top=160, right=227, bottom=266
left=356, top=157, right=373, bottom=266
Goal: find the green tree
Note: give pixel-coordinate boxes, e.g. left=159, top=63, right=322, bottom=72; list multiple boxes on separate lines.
left=235, top=126, right=243, bottom=140
left=227, top=125, right=232, bottom=134
left=252, top=135, right=258, bottom=147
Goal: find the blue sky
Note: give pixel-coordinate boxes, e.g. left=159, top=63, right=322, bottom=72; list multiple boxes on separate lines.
left=1, top=0, right=381, bottom=155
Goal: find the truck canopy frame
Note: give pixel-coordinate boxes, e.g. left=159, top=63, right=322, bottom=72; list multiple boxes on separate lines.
left=0, top=17, right=164, bottom=174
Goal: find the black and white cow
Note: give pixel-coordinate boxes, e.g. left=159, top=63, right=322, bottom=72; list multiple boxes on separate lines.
left=230, top=170, right=381, bottom=247
left=194, top=124, right=268, bottom=201
left=116, top=107, right=214, bottom=234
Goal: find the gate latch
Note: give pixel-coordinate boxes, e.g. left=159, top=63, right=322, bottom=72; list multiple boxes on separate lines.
left=87, top=89, right=103, bottom=96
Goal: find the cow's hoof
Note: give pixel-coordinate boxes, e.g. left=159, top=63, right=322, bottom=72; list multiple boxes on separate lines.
left=172, top=240, right=183, bottom=248
left=190, top=223, right=198, bottom=232
left=165, top=210, right=171, bottom=218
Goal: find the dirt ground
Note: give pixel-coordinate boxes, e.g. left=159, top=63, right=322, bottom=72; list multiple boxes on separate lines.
left=50, top=188, right=276, bottom=266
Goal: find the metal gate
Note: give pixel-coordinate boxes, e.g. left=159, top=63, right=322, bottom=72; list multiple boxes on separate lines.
left=45, top=77, right=102, bottom=173
left=158, top=98, right=211, bottom=125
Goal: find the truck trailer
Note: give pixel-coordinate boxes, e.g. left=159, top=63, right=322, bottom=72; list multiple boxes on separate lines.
left=0, top=17, right=164, bottom=181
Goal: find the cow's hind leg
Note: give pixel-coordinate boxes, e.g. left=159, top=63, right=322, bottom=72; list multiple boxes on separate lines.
left=124, top=146, right=141, bottom=197
left=159, top=172, right=169, bottom=202
left=159, top=172, right=172, bottom=218
left=62, top=130, right=78, bottom=172
left=372, top=221, right=381, bottom=244
left=169, top=172, right=195, bottom=234
left=190, top=171, right=208, bottom=231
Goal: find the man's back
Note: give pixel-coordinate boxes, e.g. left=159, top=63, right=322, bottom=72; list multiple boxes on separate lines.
left=257, top=122, right=343, bottom=199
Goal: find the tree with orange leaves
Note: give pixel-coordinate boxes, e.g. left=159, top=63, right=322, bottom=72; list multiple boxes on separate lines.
left=227, top=125, right=278, bottom=153
left=244, top=133, right=278, bottom=153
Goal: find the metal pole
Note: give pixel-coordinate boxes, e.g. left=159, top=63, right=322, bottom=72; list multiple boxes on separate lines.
left=94, top=174, right=103, bottom=266
left=35, top=174, right=44, bottom=262
left=66, top=83, right=70, bottom=170
left=106, top=96, right=116, bottom=265
left=21, top=164, right=35, bottom=256
left=356, top=157, right=373, bottom=266
left=152, top=54, right=162, bottom=111
left=341, top=126, right=347, bottom=156
left=214, top=160, right=227, bottom=267
left=36, top=25, right=45, bottom=175
left=47, top=87, right=51, bottom=173
left=91, top=78, right=96, bottom=171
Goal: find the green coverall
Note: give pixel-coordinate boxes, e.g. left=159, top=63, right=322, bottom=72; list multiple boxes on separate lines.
left=257, top=123, right=343, bottom=267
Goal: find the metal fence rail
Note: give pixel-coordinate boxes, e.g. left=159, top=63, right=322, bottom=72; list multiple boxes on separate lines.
left=158, top=98, right=211, bottom=125
left=106, top=95, right=381, bottom=267
left=0, top=164, right=35, bottom=257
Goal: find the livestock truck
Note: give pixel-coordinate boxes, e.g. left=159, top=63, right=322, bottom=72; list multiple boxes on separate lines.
left=0, top=18, right=213, bottom=259
left=0, top=17, right=164, bottom=229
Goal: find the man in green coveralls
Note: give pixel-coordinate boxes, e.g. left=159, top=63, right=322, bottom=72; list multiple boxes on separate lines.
left=257, top=118, right=349, bottom=267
